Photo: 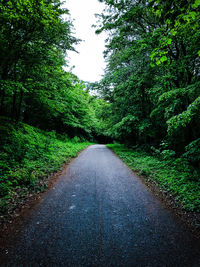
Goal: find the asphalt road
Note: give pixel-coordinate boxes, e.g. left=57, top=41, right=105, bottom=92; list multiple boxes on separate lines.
left=0, top=144, right=200, bottom=266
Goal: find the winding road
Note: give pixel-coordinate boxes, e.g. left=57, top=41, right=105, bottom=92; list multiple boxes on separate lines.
left=0, top=144, right=200, bottom=266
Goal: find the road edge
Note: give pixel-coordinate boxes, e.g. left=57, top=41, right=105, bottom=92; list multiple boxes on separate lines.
left=107, top=146, right=200, bottom=240
left=0, top=144, right=92, bottom=245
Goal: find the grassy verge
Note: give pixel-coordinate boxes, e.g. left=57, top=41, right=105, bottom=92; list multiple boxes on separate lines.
left=0, top=119, right=91, bottom=215
left=107, top=144, right=200, bottom=212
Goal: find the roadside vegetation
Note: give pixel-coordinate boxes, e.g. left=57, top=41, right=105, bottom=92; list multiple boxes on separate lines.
left=107, top=144, right=200, bottom=212
left=0, top=0, right=200, bottom=220
left=0, top=0, right=108, bottom=216
left=94, top=0, right=200, bottom=166
left=0, top=118, right=91, bottom=215
left=92, top=0, right=200, bottom=215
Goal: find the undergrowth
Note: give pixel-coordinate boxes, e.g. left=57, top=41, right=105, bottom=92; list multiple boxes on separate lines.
left=0, top=118, right=91, bottom=214
left=107, top=143, right=200, bottom=212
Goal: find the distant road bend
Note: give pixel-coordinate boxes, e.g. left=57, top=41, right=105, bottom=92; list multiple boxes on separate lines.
left=0, top=145, right=200, bottom=266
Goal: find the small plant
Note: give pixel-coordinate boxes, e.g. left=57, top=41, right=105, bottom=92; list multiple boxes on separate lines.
left=72, top=136, right=81, bottom=143
left=161, top=149, right=176, bottom=159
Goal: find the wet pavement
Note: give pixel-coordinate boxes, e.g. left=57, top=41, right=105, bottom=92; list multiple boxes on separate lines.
left=0, top=144, right=200, bottom=266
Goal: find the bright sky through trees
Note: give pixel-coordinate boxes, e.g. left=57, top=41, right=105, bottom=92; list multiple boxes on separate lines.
left=64, top=0, right=107, bottom=82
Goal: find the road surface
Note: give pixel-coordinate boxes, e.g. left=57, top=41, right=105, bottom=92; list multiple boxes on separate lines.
left=0, top=145, right=200, bottom=266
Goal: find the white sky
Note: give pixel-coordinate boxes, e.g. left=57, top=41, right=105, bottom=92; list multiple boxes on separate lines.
left=63, top=0, right=107, bottom=82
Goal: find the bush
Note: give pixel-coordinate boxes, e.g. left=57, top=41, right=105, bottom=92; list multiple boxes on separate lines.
left=161, top=149, right=176, bottom=159
left=71, top=136, right=81, bottom=143
left=183, top=138, right=200, bottom=169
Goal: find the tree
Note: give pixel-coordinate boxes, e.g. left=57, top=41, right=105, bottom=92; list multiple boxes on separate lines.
left=95, top=0, right=200, bottom=157
left=0, top=0, right=76, bottom=120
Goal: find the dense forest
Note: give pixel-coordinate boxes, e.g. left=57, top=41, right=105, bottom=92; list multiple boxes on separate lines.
left=0, top=0, right=109, bottom=138
left=0, top=0, right=109, bottom=213
left=0, top=0, right=200, bottom=215
left=94, top=0, right=200, bottom=167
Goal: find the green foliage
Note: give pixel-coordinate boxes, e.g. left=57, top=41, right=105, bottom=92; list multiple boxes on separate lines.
left=95, top=0, right=200, bottom=156
left=0, top=0, right=89, bottom=135
left=183, top=139, right=200, bottom=168
left=0, top=119, right=91, bottom=214
left=1, top=0, right=200, bottom=216
left=167, top=96, right=200, bottom=134
left=161, top=149, right=176, bottom=160
left=0, top=0, right=107, bottom=140
left=107, top=144, right=200, bottom=212
left=0, top=0, right=111, bottom=215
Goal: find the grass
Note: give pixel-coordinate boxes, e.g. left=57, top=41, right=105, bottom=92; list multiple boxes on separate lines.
left=0, top=119, right=91, bottom=214
left=107, top=143, right=200, bottom=212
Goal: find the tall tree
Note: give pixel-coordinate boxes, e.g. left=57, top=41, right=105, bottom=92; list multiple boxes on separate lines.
left=0, top=0, right=76, bottom=120
left=96, top=0, right=200, bottom=158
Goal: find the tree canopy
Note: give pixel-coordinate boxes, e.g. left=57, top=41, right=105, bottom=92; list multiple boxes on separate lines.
left=94, top=0, right=200, bottom=167
left=1, top=0, right=200, bottom=164
left=0, top=0, right=109, bottom=141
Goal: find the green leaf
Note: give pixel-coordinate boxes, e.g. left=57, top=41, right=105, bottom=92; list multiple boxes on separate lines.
left=192, top=0, right=200, bottom=8
left=160, top=56, right=167, bottom=63
left=167, top=38, right=172, bottom=45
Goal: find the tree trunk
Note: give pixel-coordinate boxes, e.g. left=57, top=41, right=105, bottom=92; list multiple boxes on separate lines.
left=11, top=89, right=17, bottom=121
left=0, top=86, right=5, bottom=116
left=0, top=66, right=8, bottom=116
left=16, top=88, right=23, bottom=121
left=11, top=63, right=17, bottom=121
